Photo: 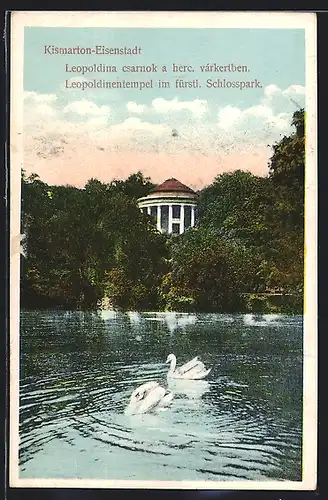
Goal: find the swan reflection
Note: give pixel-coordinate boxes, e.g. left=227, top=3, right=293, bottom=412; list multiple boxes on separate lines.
left=167, top=379, right=210, bottom=399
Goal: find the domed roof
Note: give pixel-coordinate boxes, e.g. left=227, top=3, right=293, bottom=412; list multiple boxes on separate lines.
left=151, top=178, right=196, bottom=194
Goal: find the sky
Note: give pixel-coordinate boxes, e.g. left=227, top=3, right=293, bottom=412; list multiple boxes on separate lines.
left=23, top=27, right=306, bottom=190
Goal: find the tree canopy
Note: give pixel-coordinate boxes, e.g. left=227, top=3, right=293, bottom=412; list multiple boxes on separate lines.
left=21, top=111, right=305, bottom=313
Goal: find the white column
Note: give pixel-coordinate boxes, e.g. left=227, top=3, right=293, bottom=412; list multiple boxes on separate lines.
left=191, top=205, right=195, bottom=227
left=157, top=205, right=161, bottom=232
left=168, top=204, right=173, bottom=234
left=147, top=206, right=151, bottom=215
left=180, top=204, right=185, bottom=234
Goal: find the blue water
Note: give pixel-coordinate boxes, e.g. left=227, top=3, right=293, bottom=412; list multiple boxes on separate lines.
left=19, top=311, right=303, bottom=481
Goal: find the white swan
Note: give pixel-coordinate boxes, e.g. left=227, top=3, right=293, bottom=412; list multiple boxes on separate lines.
left=125, top=381, right=174, bottom=415
left=165, top=353, right=211, bottom=380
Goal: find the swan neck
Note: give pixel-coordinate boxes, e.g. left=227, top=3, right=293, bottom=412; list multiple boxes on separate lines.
left=169, top=355, right=177, bottom=373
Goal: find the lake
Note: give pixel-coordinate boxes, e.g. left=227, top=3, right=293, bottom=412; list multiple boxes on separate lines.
left=19, top=311, right=303, bottom=482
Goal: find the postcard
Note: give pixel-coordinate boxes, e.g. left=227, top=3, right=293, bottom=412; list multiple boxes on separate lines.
left=9, top=11, right=317, bottom=490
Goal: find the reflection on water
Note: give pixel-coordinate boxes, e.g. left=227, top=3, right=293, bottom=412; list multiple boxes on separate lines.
left=167, top=379, right=210, bottom=399
left=19, top=311, right=303, bottom=481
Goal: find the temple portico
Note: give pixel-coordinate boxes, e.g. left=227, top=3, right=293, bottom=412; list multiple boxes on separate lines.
left=137, top=178, right=198, bottom=235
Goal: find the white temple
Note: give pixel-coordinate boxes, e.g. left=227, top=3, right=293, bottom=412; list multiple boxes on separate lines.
left=137, top=178, right=198, bottom=234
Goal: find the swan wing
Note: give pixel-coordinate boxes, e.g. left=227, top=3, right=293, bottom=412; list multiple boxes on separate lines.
left=186, top=367, right=211, bottom=380
left=131, top=381, right=158, bottom=399
left=157, top=391, right=174, bottom=408
left=179, top=364, right=211, bottom=380
left=177, top=356, right=200, bottom=375
left=194, top=361, right=205, bottom=371
left=126, top=381, right=161, bottom=415
left=138, top=381, right=160, bottom=393
left=177, top=359, right=207, bottom=377
left=138, top=386, right=166, bottom=413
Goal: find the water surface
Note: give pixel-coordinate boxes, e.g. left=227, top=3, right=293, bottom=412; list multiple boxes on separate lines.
left=19, top=311, right=303, bottom=481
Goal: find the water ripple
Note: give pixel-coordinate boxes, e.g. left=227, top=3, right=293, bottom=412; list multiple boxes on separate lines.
left=19, top=311, right=303, bottom=481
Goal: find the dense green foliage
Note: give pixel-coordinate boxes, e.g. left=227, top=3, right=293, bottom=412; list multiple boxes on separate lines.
left=21, top=111, right=305, bottom=313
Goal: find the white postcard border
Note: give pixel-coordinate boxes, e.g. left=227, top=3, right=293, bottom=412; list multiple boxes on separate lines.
left=9, top=10, right=318, bottom=490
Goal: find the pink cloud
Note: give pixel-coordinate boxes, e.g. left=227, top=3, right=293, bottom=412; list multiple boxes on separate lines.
left=24, top=147, right=271, bottom=190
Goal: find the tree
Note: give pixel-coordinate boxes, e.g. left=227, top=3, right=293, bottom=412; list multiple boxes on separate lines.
left=268, top=109, right=305, bottom=224
left=21, top=109, right=305, bottom=315
left=198, top=170, right=259, bottom=223
left=109, top=171, right=155, bottom=200
left=161, top=228, right=261, bottom=312
left=266, top=109, right=305, bottom=294
left=21, top=172, right=167, bottom=310
left=197, top=170, right=272, bottom=247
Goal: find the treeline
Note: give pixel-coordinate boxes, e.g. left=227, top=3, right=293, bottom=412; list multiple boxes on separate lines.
left=21, top=110, right=305, bottom=313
